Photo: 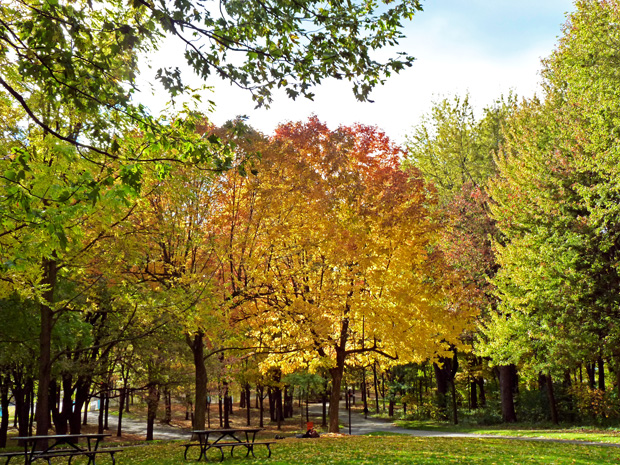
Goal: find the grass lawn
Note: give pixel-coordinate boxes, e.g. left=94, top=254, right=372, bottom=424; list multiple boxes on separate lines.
left=116, top=436, right=620, bottom=465
left=394, top=419, right=620, bottom=444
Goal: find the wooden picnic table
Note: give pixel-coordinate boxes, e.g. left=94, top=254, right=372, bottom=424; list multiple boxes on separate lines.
left=182, top=428, right=275, bottom=462
left=7, top=433, right=122, bottom=465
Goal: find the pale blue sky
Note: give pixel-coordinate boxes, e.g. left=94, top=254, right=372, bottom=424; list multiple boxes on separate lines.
left=141, top=0, right=575, bottom=143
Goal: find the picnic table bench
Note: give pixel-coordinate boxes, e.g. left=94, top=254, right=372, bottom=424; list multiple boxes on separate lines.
left=1, top=434, right=123, bottom=465
left=181, top=428, right=275, bottom=462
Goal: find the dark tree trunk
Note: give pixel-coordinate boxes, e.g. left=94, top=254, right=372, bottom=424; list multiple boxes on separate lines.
left=470, top=379, right=478, bottom=410
left=35, top=258, right=58, bottom=437
left=49, top=378, right=62, bottom=434
left=546, top=373, right=559, bottom=424
left=185, top=393, right=192, bottom=421
left=373, top=363, right=380, bottom=414
left=433, top=359, right=451, bottom=420
left=163, top=388, right=172, bottom=424
left=0, top=374, right=9, bottom=448
left=117, top=387, right=125, bottom=437
left=257, top=385, right=264, bottom=428
left=327, top=318, right=350, bottom=433
left=598, top=356, right=605, bottom=391
left=586, top=363, right=596, bottom=389
left=321, top=380, right=328, bottom=428
left=187, top=332, right=207, bottom=430
left=146, top=383, right=159, bottom=441
left=97, top=396, right=105, bottom=434
left=245, top=384, right=251, bottom=426
left=268, top=388, right=275, bottom=422
left=218, top=391, right=223, bottom=427
left=361, top=368, right=368, bottom=417
left=451, top=380, right=458, bottom=425
left=14, top=374, right=33, bottom=442
left=498, top=365, right=517, bottom=423
left=275, top=386, right=283, bottom=430
left=223, top=382, right=230, bottom=429
left=104, top=387, right=110, bottom=430
left=477, top=377, right=486, bottom=407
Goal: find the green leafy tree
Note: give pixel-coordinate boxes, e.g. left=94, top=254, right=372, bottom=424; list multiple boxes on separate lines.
left=482, top=0, right=620, bottom=421
left=405, top=94, right=514, bottom=202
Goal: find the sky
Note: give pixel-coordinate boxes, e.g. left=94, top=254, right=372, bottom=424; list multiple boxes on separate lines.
left=138, top=0, right=576, bottom=144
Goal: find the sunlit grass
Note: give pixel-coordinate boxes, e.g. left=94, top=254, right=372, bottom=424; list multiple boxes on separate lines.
left=394, top=419, right=620, bottom=444
left=115, top=436, right=620, bottom=465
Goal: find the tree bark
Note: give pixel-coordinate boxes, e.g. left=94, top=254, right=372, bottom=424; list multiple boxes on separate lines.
left=245, top=383, right=251, bottom=426
left=35, top=257, right=58, bottom=437
left=163, top=387, right=172, bottom=424
left=433, top=359, right=451, bottom=420
left=327, top=318, right=349, bottom=433
left=187, top=332, right=207, bottom=430
left=586, top=362, right=596, bottom=388
left=373, top=363, right=380, bottom=414
left=598, top=356, right=605, bottom=391
left=146, top=383, right=159, bottom=441
left=0, top=374, right=9, bottom=448
left=257, top=385, right=264, bottom=428
left=470, top=379, right=478, bottom=409
left=117, top=386, right=125, bottom=437
left=546, top=373, right=559, bottom=424
left=498, top=365, right=517, bottom=423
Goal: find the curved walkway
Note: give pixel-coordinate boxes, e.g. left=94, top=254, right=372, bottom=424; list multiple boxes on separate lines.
left=311, top=403, right=620, bottom=448
left=85, top=411, right=189, bottom=440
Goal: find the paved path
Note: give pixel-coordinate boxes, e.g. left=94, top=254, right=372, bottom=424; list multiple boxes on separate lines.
left=89, top=404, right=620, bottom=448
left=85, top=411, right=189, bottom=440
left=309, top=402, right=620, bottom=448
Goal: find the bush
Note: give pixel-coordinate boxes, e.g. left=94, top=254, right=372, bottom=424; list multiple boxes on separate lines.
left=568, top=384, right=620, bottom=422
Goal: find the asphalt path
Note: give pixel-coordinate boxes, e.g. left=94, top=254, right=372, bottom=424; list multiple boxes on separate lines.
left=89, top=403, right=620, bottom=448
left=310, top=402, right=620, bottom=448
left=85, top=410, right=189, bottom=440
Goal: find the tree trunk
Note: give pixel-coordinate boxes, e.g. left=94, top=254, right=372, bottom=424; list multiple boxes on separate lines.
left=0, top=374, right=9, bottom=448
left=586, top=362, right=596, bottom=388
left=223, top=382, right=230, bottom=429
left=187, top=332, right=207, bottom=430
left=476, top=376, right=486, bottom=407
left=470, top=379, right=478, bottom=410
left=498, top=365, right=517, bottom=423
left=146, top=383, right=159, bottom=441
left=104, top=387, right=110, bottom=430
left=321, top=381, right=329, bottom=428
left=14, top=373, right=33, bottom=443
left=268, top=388, right=275, bottom=422
left=275, top=386, right=283, bottom=430
left=117, top=387, right=125, bottom=437
left=257, top=385, right=264, bottom=428
left=361, top=368, right=368, bottom=417
left=373, top=363, right=380, bottom=414
left=245, top=384, right=251, bottom=426
left=69, top=377, right=89, bottom=434
left=451, top=380, right=458, bottom=425
left=598, top=356, right=605, bottom=391
left=163, top=388, right=172, bottom=424
left=327, top=318, right=350, bottom=433
left=433, top=360, right=450, bottom=419
left=546, top=373, right=559, bottom=424
left=35, top=258, right=58, bottom=438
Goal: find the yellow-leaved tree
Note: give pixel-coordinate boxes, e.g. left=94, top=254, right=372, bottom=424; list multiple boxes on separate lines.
left=221, top=118, right=477, bottom=432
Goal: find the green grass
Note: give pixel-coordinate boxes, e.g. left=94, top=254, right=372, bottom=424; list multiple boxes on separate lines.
left=395, top=419, right=620, bottom=444
left=114, top=436, right=620, bottom=465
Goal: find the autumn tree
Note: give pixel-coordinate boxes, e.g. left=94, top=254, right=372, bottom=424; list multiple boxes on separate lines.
left=225, top=118, right=477, bottom=433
